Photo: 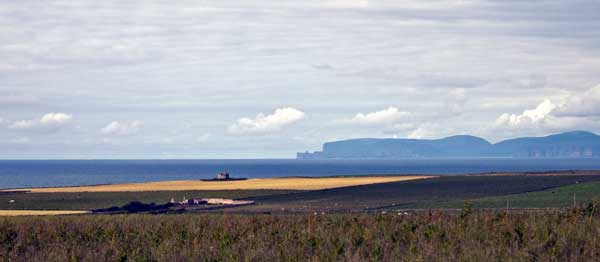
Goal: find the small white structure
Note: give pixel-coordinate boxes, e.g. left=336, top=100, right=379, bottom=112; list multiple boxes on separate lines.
left=172, top=197, right=253, bottom=206
left=216, top=172, right=230, bottom=180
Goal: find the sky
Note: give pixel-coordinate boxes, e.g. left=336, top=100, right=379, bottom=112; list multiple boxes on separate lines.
left=1, top=0, right=600, bottom=159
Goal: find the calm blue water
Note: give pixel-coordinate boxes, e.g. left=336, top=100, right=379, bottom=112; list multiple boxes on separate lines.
left=1, top=158, right=599, bottom=189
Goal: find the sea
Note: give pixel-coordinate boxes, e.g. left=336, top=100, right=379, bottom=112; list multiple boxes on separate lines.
left=1, top=158, right=600, bottom=189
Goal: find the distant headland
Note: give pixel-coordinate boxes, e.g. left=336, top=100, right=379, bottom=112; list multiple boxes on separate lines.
left=297, top=131, right=600, bottom=159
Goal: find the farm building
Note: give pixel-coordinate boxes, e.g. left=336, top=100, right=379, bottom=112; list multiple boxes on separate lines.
left=216, top=172, right=230, bottom=180
left=170, top=196, right=253, bottom=206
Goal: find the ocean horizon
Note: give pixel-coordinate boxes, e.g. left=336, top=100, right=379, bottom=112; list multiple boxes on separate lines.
left=2, top=158, right=600, bottom=189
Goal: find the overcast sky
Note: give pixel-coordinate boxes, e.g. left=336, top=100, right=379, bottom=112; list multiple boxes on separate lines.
left=1, top=0, right=600, bottom=159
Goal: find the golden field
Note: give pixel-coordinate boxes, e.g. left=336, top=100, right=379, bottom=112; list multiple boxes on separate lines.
left=6, top=176, right=432, bottom=193
left=0, top=210, right=89, bottom=216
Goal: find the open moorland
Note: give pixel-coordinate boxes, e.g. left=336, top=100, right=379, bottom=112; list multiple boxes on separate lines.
left=2, top=209, right=600, bottom=261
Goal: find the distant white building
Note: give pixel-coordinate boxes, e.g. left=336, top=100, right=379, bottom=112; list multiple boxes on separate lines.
left=216, top=172, right=230, bottom=180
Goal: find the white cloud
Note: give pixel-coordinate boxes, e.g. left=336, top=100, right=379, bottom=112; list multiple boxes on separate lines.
left=8, top=113, right=73, bottom=132
left=495, top=99, right=556, bottom=127
left=196, top=134, right=210, bottom=143
left=494, top=85, right=600, bottom=132
left=490, top=85, right=600, bottom=140
left=405, top=122, right=457, bottom=139
left=40, top=113, right=73, bottom=125
left=349, top=107, right=410, bottom=126
left=554, top=85, right=600, bottom=117
left=101, top=120, right=143, bottom=136
left=10, top=120, right=36, bottom=129
left=407, top=127, right=435, bottom=139
left=228, top=107, right=305, bottom=134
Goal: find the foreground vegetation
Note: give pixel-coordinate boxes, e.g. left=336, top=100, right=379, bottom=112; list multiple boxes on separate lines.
left=2, top=206, right=600, bottom=261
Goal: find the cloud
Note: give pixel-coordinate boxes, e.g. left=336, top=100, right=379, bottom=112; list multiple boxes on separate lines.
left=101, top=120, right=143, bottom=136
left=490, top=84, right=600, bottom=140
left=494, top=85, right=600, bottom=131
left=407, top=127, right=436, bottom=139
left=8, top=137, right=31, bottom=144
left=228, top=107, right=305, bottom=134
left=495, top=99, right=556, bottom=127
left=553, top=85, right=600, bottom=117
left=40, top=113, right=73, bottom=125
left=0, top=93, right=39, bottom=105
left=196, top=134, right=210, bottom=143
left=8, top=113, right=73, bottom=133
left=349, top=107, right=410, bottom=126
left=442, top=88, right=468, bottom=116
left=2, top=0, right=600, bottom=158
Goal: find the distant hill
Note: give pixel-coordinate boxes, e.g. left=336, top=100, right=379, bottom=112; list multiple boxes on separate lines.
left=297, top=131, right=600, bottom=159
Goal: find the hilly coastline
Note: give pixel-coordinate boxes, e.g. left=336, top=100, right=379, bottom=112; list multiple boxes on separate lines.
left=297, top=131, right=600, bottom=159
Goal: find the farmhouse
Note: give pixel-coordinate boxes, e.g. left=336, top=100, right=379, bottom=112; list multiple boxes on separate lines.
left=171, top=196, right=253, bottom=206
left=216, top=172, right=230, bottom=180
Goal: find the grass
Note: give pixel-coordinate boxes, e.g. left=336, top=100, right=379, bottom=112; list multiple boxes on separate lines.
left=0, top=190, right=297, bottom=211
left=7, top=176, right=431, bottom=193
left=406, top=181, right=600, bottom=209
left=1, top=209, right=600, bottom=261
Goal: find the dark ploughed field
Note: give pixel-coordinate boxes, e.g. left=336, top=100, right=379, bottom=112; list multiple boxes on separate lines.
left=238, top=172, right=600, bottom=212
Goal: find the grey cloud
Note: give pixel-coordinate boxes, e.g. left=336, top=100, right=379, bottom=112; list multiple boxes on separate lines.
left=1, top=0, right=599, bottom=158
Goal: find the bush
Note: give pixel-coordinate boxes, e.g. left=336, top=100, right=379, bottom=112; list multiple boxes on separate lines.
left=1, top=211, right=599, bottom=261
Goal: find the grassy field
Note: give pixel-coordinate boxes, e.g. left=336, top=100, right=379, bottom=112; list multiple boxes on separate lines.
left=1, top=209, right=600, bottom=261
left=6, top=176, right=431, bottom=193
left=0, top=190, right=297, bottom=211
left=405, top=181, right=600, bottom=209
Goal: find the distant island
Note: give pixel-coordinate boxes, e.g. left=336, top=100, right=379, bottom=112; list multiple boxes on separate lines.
left=297, top=131, right=600, bottom=159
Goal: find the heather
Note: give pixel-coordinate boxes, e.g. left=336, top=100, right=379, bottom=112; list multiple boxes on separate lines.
left=2, top=208, right=600, bottom=261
